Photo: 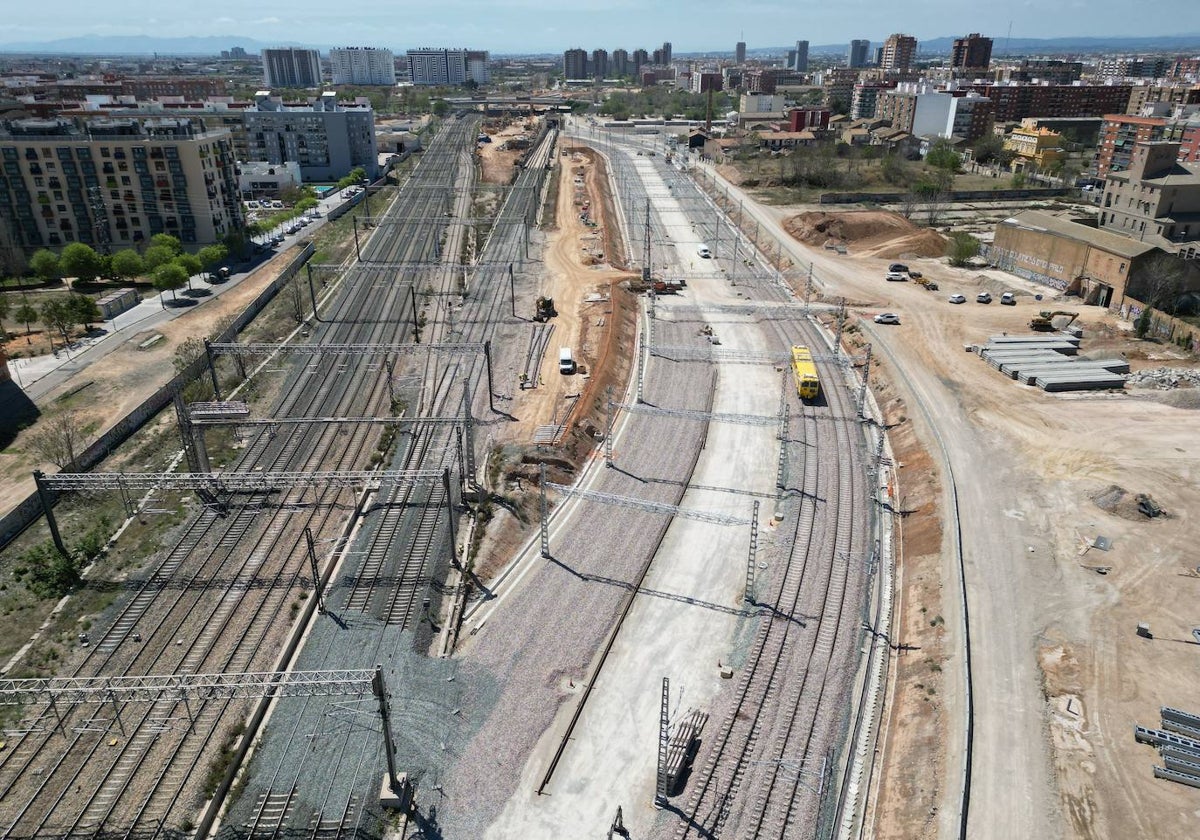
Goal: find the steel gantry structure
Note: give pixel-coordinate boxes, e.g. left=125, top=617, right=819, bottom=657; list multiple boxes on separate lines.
left=0, top=666, right=412, bottom=800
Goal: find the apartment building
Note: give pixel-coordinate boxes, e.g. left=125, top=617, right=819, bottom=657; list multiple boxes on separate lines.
left=613, top=49, right=630, bottom=77
left=243, top=92, right=378, bottom=181
left=848, top=40, right=870, bottom=69
left=262, top=48, right=322, bottom=88
left=789, top=41, right=809, bottom=73
left=946, top=92, right=993, bottom=142
left=0, top=116, right=242, bottom=253
left=330, top=47, right=396, bottom=86
left=1094, top=111, right=1200, bottom=178
left=880, top=34, right=917, bottom=72
left=1126, top=83, right=1200, bottom=115
left=851, top=79, right=896, bottom=119
left=1100, top=141, right=1200, bottom=249
left=591, top=49, right=609, bottom=80
left=407, top=48, right=489, bottom=86
left=1094, top=114, right=1170, bottom=177
left=964, top=82, right=1132, bottom=123
left=563, top=49, right=588, bottom=81
left=877, top=83, right=992, bottom=142
left=951, top=34, right=992, bottom=73
left=822, top=68, right=861, bottom=111
left=997, top=59, right=1083, bottom=85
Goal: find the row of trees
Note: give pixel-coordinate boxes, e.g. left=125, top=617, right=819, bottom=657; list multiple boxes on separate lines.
left=23, top=235, right=230, bottom=308
left=27, top=235, right=227, bottom=286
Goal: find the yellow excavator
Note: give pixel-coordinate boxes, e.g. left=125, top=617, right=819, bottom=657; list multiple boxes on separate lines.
left=1029, top=310, right=1079, bottom=331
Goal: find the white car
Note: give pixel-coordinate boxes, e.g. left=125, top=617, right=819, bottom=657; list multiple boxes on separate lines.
left=885, top=271, right=907, bottom=281
left=948, top=294, right=966, bottom=304
left=976, top=291, right=993, bottom=304
left=874, top=313, right=901, bottom=325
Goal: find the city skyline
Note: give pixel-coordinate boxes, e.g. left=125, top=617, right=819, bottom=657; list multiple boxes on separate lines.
left=1, top=1, right=1199, bottom=55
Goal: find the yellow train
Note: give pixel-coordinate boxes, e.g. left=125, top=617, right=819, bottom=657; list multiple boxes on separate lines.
left=791, top=345, right=820, bottom=400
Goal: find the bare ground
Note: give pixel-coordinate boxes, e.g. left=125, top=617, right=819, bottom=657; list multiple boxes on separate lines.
left=772, top=207, right=1200, bottom=840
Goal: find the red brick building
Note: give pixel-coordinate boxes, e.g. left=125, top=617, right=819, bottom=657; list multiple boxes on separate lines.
left=964, top=83, right=1132, bottom=123
left=789, top=107, right=831, bottom=131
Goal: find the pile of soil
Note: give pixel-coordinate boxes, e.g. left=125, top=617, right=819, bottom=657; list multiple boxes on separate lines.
left=1090, top=484, right=1160, bottom=521
left=783, top=210, right=947, bottom=258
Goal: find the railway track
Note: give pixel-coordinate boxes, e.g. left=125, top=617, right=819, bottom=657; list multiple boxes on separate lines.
left=213, top=118, right=561, bottom=838
left=580, top=133, right=871, bottom=840
left=0, top=120, right=479, bottom=838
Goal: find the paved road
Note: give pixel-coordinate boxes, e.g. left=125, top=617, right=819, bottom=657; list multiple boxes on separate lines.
left=694, top=160, right=1060, bottom=840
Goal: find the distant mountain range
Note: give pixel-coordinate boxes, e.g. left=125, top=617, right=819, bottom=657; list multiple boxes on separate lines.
left=0, top=33, right=1199, bottom=58
left=0, top=35, right=285, bottom=56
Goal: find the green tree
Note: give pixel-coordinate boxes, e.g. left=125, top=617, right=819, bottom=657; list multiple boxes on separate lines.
left=153, top=262, right=189, bottom=306
left=1135, top=306, right=1153, bottom=339
left=946, top=232, right=981, bottom=267
left=925, top=140, right=962, bottom=173
left=59, top=243, right=103, bottom=283
left=0, top=292, right=9, bottom=338
left=149, top=233, right=183, bottom=255
left=142, top=245, right=176, bottom=271
left=39, top=299, right=72, bottom=346
left=29, top=249, right=60, bottom=281
left=197, top=244, right=228, bottom=279
left=1010, top=171, right=1027, bottom=188
left=431, top=99, right=449, bottom=117
left=175, top=254, right=202, bottom=290
left=972, top=134, right=1005, bottom=165
left=110, top=249, right=145, bottom=280
left=14, top=301, right=38, bottom=335
left=65, top=293, right=101, bottom=330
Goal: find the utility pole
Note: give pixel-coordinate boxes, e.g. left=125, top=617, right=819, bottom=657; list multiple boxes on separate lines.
left=352, top=216, right=362, bottom=262
left=834, top=298, right=846, bottom=359
left=539, top=461, right=550, bottom=558
left=304, top=527, right=327, bottom=614
left=655, top=676, right=671, bottom=808
left=642, top=200, right=652, bottom=282
left=32, top=470, right=68, bottom=558
left=857, top=343, right=873, bottom=420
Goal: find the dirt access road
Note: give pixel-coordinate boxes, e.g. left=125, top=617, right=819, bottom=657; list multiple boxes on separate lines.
left=497, top=147, right=635, bottom=445
left=696, top=159, right=1200, bottom=840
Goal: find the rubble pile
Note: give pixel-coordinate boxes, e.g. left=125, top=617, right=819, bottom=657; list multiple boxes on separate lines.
left=1127, top=367, right=1200, bottom=390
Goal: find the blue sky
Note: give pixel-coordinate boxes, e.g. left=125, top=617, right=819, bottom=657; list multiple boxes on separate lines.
left=2, top=0, right=1197, bottom=52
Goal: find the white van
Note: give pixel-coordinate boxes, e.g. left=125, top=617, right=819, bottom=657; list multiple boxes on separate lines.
left=558, top=347, right=576, bottom=374
left=697, top=243, right=712, bottom=258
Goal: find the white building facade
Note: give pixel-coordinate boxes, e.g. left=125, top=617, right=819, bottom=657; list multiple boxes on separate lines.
left=330, top=47, right=396, bottom=86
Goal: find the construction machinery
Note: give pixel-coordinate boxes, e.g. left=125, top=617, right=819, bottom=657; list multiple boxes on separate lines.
left=914, top=276, right=939, bottom=291
left=1030, top=310, right=1078, bottom=331
left=534, top=296, right=557, bottom=322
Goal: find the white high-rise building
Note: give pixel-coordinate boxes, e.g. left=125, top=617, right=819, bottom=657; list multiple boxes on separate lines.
left=330, top=47, right=396, bottom=86
left=262, top=47, right=322, bottom=88
left=407, top=48, right=466, bottom=85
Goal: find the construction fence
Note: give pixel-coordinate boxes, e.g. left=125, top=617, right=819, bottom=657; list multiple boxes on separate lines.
left=0, top=242, right=316, bottom=553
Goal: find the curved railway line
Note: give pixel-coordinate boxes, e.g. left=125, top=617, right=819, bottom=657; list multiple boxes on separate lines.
left=0, top=118, right=483, bottom=838
left=571, top=131, right=874, bottom=840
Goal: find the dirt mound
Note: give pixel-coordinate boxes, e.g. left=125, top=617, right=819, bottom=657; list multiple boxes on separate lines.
left=783, top=210, right=947, bottom=258
left=1090, top=484, right=1162, bottom=521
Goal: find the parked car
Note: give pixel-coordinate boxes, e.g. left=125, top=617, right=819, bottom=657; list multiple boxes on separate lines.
left=976, top=291, right=993, bottom=304
left=889, top=263, right=909, bottom=273
left=874, top=313, right=901, bottom=324
left=1000, top=292, right=1016, bottom=305
left=271, top=200, right=284, bottom=209
left=948, top=294, right=966, bottom=304
left=885, top=271, right=907, bottom=281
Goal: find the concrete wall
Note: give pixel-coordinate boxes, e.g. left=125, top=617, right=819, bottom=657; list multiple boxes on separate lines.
left=989, top=223, right=1088, bottom=290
